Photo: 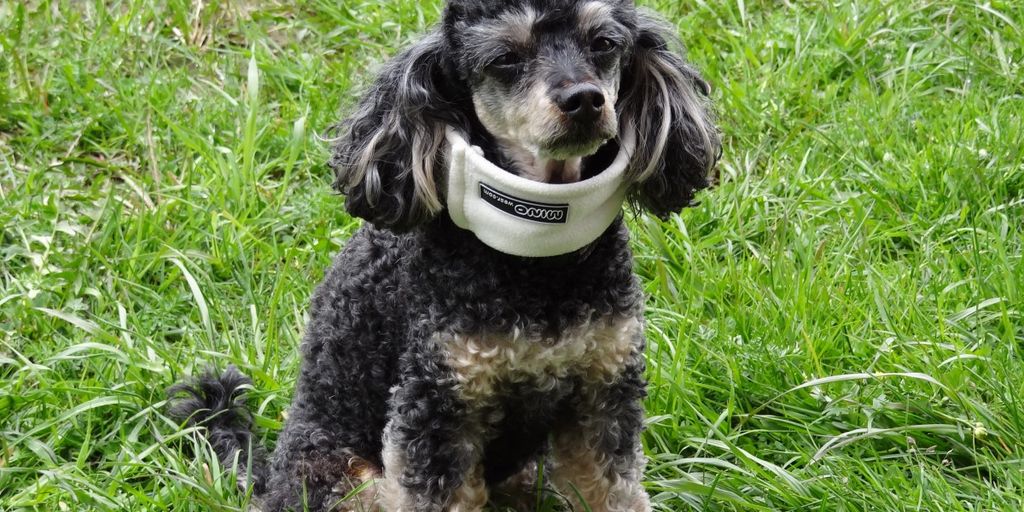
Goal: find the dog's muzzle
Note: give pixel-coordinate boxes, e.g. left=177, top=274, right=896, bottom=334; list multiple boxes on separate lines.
left=446, top=127, right=635, bottom=258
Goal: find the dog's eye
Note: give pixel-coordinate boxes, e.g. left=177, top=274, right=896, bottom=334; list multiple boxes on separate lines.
left=490, top=51, right=522, bottom=68
left=590, top=37, right=617, bottom=53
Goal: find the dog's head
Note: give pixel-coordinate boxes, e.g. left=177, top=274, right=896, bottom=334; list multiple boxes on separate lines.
left=330, top=0, right=720, bottom=231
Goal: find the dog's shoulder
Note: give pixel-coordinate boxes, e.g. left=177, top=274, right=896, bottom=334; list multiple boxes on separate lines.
left=308, top=224, right=419, bottom=317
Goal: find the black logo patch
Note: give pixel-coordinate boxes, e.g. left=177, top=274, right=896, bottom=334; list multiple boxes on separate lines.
left=479, top=183, right=568, bottom=224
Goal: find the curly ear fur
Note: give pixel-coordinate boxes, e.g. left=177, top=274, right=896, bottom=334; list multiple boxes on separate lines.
left=330, top=31, right=466, bottom=231
left=619, top=11, right=721, bottom=218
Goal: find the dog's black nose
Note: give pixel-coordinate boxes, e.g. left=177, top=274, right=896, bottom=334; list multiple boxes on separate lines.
left=555, top=84, right=605, bottom=123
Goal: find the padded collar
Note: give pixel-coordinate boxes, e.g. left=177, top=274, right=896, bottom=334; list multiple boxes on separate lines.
left=446, top=128, right=635, bottom=258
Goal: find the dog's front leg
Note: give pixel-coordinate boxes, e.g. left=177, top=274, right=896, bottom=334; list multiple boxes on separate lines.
left=550, top=360, right=651, bottom=512
left=377, top=359, right=488, bottom=512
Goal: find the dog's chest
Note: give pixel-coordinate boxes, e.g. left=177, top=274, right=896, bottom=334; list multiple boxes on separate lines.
left=442, top=316, right=642, bottom=402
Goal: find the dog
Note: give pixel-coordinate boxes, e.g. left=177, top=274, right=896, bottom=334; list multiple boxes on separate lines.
left=169, top=0, right=719, bottom=510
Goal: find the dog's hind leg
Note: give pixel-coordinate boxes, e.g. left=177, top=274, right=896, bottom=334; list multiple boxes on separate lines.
left=259, top=413, right=383, bottom=512
left=258, top=349, right=393, bottom=512
left=170, top=365, right=384, bottom=512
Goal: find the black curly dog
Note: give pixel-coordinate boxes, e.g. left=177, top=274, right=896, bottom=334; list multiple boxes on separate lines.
left=170, top=0, right=719, bottom=510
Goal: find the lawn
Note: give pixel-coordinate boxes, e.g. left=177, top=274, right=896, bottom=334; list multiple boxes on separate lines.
left=1, top=0, right=1022, bottom=510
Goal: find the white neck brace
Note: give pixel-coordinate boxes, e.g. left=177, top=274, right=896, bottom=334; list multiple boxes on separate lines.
left=446, top=127, right=635, bottom=258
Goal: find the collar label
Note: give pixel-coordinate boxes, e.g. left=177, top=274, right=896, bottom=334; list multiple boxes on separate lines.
left=479, top=183, right=569, bottom=224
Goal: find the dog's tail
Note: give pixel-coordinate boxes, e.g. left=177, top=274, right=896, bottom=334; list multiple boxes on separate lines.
left=168, top=365, right=269, bottom=494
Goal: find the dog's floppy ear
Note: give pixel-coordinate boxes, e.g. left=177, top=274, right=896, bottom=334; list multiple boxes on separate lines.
left=619, top=11, right=721, bottom=218
left=330, top=31, right=463, bottom=231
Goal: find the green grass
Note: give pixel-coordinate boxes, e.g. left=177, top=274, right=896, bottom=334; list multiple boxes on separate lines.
left=1, top=0, right=1022, bottom=510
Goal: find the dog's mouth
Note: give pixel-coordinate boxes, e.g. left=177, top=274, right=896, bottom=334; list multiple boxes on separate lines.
left=525, top=136, right=621, bottom=184
left=579, top=138, right=622, bottom=181
left=481, top=127, right=621, bottom=184
left=546, top=137, right=621, bottom=182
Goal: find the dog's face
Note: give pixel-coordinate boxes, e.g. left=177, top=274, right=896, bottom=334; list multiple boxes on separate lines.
left=331, top=0, right=720, bottom=230
left=445, top=1, right=634, bottom=181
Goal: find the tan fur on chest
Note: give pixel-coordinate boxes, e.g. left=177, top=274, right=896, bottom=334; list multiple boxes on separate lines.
left=443, top=316, right=642, bottom=402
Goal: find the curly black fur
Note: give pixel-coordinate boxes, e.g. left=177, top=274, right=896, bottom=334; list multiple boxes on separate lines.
left=619, top=11, right=721, bottom=216
left=170, top=1, right=719, bottom=510
left=168, top=366, right=269, bottom=493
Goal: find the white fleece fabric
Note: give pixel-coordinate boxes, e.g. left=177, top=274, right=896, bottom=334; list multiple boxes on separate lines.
left=446, top=127, right=635, bottom=258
